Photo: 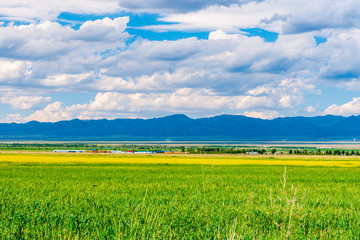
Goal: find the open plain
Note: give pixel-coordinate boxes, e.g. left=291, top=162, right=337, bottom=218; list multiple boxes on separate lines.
left=1, top=153, right=360, bottom=239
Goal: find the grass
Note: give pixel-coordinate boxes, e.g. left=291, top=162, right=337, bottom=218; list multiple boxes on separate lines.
left=1, top=153, right=360, bottom=239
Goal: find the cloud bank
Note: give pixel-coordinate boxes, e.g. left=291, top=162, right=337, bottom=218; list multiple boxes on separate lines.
left=0, top=0, right=360, bottom=122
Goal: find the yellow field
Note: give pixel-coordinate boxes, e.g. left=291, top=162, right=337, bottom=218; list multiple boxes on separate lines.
left=1, top=152, right=360, bottom=167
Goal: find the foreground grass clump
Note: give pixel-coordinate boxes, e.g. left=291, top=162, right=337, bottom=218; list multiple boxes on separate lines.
left=1, top=154, right=360, bottom=239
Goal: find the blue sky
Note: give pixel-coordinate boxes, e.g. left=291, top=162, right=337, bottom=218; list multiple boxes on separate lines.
left=0, top=0, right=360, bottom=122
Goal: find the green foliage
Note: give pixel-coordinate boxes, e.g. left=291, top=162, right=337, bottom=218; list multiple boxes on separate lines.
left=334, top=150, right=341, bottom=155
left=1, top=143, right=359, bottom=157
left=1, top=162, right=360, bottom=239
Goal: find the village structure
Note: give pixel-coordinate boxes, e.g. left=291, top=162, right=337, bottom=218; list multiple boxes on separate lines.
left=52, top=149, right=188, bottom=154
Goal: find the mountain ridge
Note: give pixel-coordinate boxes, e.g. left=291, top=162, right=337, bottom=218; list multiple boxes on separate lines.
left=0, top=114, right=359, bottom=141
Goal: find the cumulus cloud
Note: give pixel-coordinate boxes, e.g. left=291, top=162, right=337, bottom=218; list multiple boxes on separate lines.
left=323, top=98, right=360, bottom=116
left=247, top=78, right=316, bottom=109
left=2, top=114, right=24, bottom=123
left=0, top=18, right=334, bottom=96
left=41, top=73, right=93, bottom=87
left=117, top=0, right=242, bottom=13
left=2, top=0, right=360, bottom=35
left=305, top=106, right=316, bottom=113
left=0, top=60, right=32, bottom=82
left=0, top=17, right=129, bottom=60
left=2, top=1, right=360, bottom=121
left=0, top=24, right=327, bottom=122
left=94, top=68, right=210, bottom=92
left=142, top=0, right=360, bottom=34
left=0, top=0, right=249, bottom=22
left=282, top=1, right=360, bottom=34
left=4, top=87, right=287, bottom=122
left=208, top=29, right=242, bottom=40
left=92, top=31, right=321, bottom=97
left=243, top=110, right=283, bottom=119
left=0, top=96, right=51, bottom=110
left=5, top=79, right=316, bottom=122
left=24, top=101, right=80, bottom=122
left=87, top=89, right=272, bottom=112
left=342, top=80, right=360, bottom=91
left=318, top=29, right=360, bottom=82
left=144, top=3, right=285, bottom=33
left=0, top=0, right=121, bottom=22
left=76, top=17, right=129, bottom=41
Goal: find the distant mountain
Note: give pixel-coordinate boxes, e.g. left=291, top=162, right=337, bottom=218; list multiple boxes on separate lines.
left=0, top=114, right=360, bottom=141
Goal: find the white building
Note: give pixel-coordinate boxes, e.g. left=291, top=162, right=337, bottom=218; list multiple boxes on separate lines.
left=52, top=150, right=86, bottom=153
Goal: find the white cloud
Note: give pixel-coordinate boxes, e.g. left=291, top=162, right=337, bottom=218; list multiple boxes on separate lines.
left=0, top=17, right=129, bottom=60
left=88, top=89, right=274, bottom=113
left=342, top=80, right=360, bottom=91
left=41, top=73, right=93, bottom=86
left=323, top=98, right=360, bottom=116
left=305, top=106, right=316, bottom=113
left=87, top=89, right=254, bottom=112
left=243, top=110, right=283, bottom=119
left=0, top=0, right=244, bottom=22
left=282, top=1, right=360, bottom=34
left=0, top=96, right=51, bottom=109
left=2, top=0, right=360, bottom=35
left=94, top=31, right=320, bottom=97
left=0, top=60, right=32, bottom=82
left=279, top=95, right=293, bottom=108
left=208, top=29, right=241, bottom=40
left=144, top=0, right=360, bottom=34
left=94, top=68, right=208, bottom=92
left=0, top=0, right=121, bottom=22
left=6, top=88, right=286, bottom=122
left=0, top=20, right=324, bottom=97
left=0, top=26, right=323, bottom=121
left=247, top=78, right=316, bottom=109
left=145, top=3, right=287, bottom=33
left=24, top=101, right=76, bottom=122
left=2, top=2, right=360, bottom=120
left=318, top=29, right=360, bottom=81
left=2, top=113, right=24, bottom=123
left=117, top=0, right=243, bottom=13
left=76, top=17, right=129, bottom=41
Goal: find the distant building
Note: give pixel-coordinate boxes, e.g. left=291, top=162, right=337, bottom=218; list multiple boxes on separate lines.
left=134, top=151, right=155, bottom=154
left=110, top=151, right=126, bottom=154
left=52, top=150, right=86, bottom=153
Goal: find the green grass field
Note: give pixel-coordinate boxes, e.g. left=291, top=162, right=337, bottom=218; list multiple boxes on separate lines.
left=1, top=154, right=360, bottom=239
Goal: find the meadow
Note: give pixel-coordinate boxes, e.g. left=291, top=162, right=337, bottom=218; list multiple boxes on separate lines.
left=1, top=153, right=360, bottom=239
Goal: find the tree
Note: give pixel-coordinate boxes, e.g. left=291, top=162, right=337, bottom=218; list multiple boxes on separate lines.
left=333, top=150, right=341, bottom=155
left=259, top=149, right=266, bottom=154
left=271, top=148, right=276, bottom=154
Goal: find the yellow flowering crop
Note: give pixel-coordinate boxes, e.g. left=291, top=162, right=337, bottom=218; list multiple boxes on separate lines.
left=1, top=153, right=360, bottom=167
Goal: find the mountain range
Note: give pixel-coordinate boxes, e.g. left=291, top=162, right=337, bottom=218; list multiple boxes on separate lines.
left=0, top=114, right=360, bottom=141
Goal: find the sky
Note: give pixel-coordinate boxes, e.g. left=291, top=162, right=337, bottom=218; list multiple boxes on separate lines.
left=0, top=0, right=360, bottom=122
